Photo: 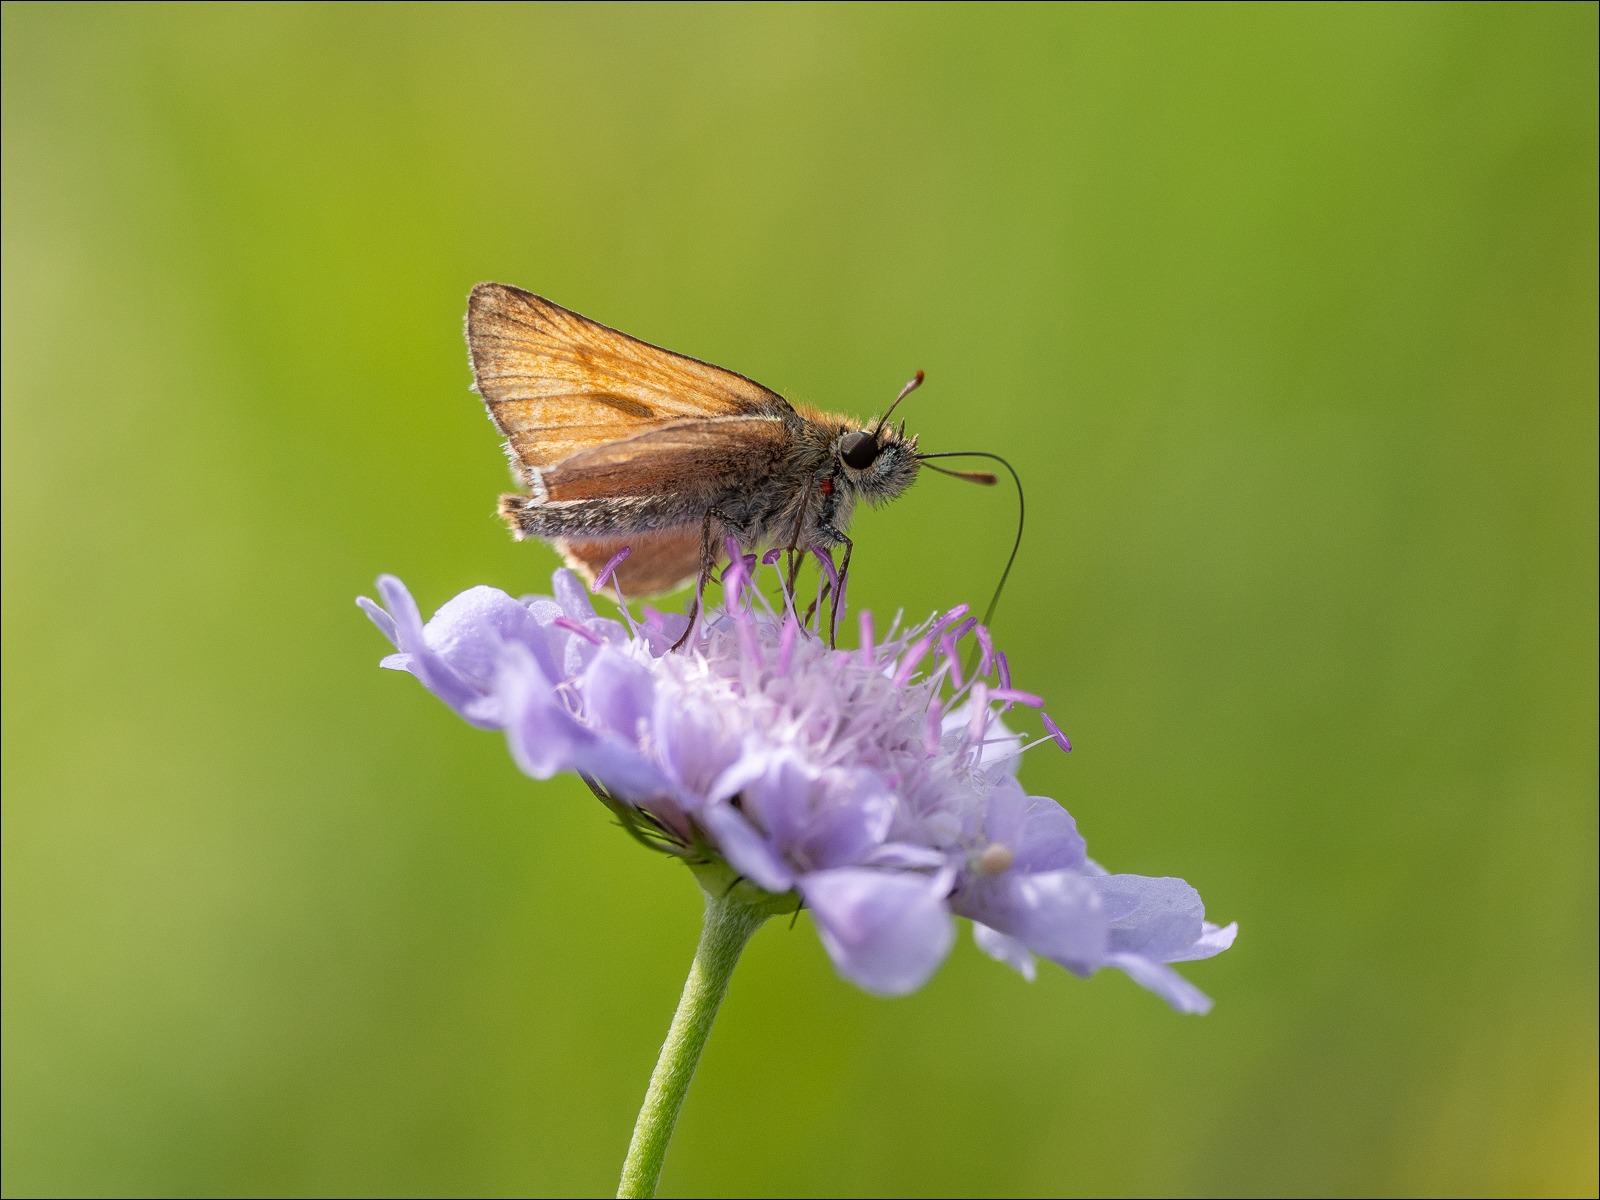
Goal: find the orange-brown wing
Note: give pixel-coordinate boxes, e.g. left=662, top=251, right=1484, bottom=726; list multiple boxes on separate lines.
left=537, top=416, right=793, bottom=503
left=554, top=530, right=714, bottom=599
left=466, top=282, right=792, bottom=476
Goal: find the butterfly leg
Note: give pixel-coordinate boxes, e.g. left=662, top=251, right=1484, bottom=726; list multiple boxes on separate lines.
left=669, top=507, right=746, bottom=653
left=818, top=524, right=853, bottom=649
left=669, top=509, right=718, bottom=653
left=782, top=481, right=821, bottom=623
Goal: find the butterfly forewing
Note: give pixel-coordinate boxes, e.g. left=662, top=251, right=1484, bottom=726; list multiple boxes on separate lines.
left=466, top=283, right=791, bottom=473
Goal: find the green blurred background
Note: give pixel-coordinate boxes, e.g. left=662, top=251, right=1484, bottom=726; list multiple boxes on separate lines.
left=3, top=3, right=1595, bottom=1196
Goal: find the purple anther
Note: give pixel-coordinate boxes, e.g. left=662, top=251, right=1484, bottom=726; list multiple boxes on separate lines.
left=990, top=688, right=1043, bottom=708
left=722, top=556, right=745, bottom=601
left=949, top=616, right=977, bottom=643
left=996, top=650, right=1012, bottom=691
left=893, top=636, right=934, bottom=687
left=777, top=612, right=799, bottom=676
left=968, top=682, right=990, bottom=739
left=929, top=603, right=970, bottom=641
left=552, top=616, right=603, bottom=646
left=735, top=600, right=762, bottom=667
left=761, top=547, right=783, bottom=566
left=1041, top=712, right=1073, bottom=752
left=975, top=625, right=995, bottom=677
left=858, top=610, right=875, bottom=661
left=811, top=546, right=839, bottom=589
left=938, top=634, right=964, bottom=691
left=592, top=545, right=633, bottom=592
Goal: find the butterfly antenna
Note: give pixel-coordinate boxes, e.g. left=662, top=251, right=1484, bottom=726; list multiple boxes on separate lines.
left=873, top=370, right=924, bottom=438
left=917, top=450, right=1025, bottom=663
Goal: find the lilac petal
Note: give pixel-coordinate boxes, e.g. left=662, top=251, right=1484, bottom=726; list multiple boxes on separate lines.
left=556, top=619, right=624, bottom=677
left=972, top=921, right=1037, bottom=982
left=858, top=610, right=875, bottom=662
left=699, top=802, right=794, bottom=893
left=1104, top=952, right=1214, bottom=1014
left=1009, top=796, right=1088, bottom=874
left=863, top=843, right=948, bottom=870
left=637, top=608, right=690, bottom=657
left=575, top=737, right=673, bottom=805
left=379, top=653, right=411, bottom=672
left=1008, top=871, right=1107, bottom=968
left=954, top=868, right=1106, bottom=971
left=1165, top=920, right=1239, bottom=963
left=800, top=868, right=955, bottom=996
left=706, top=751, right=777, bottom=808
left=1040, top=711, right=1072, bottom=752
left=523, top=596, right=563, bottom=624
left=357, top=595, right=399, bottom=647
left=425, top=584, right=549, bottom=685
left=552, top=568, right=598, bottom=621
left=377, top=574, right=425, bottom=644
left=798, top=785, right=894, bottom=870
left=981, top=778, right=1030, bottom=847
left=376, top=576, right=489, bottom=725
left=498, top=645, right=593, bottom=777
left=1095, top=875, right=1206, bottom=961
left=729, top=753, right=811, bottom=843
left=581, top=652, right=655, bottom=740
left=653, top=689, right=745, bottom=802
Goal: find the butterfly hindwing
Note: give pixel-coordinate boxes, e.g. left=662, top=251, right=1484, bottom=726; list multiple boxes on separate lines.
left=554, top=529, right=713, bottom=600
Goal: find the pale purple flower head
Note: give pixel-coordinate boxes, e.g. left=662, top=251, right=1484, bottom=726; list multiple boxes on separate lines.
left=359, top=550, right=1235, bottom=1008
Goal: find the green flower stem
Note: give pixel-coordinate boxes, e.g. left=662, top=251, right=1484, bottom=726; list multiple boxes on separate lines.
left=617, top=866, right=794, bottom=1199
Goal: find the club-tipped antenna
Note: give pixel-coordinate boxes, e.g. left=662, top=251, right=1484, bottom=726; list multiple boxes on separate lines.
left=873, top=370, right=924, bottom=438
left=916, top=449, right=1025, bottom=645
left=922, top=462, right=998, bottom=485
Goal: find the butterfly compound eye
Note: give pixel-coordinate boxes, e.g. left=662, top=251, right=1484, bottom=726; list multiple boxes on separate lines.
left=840, top=430, right=880, bottom=470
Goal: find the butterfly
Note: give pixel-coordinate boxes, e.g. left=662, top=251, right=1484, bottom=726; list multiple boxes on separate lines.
left=465, top=282, right=1005, bottom=642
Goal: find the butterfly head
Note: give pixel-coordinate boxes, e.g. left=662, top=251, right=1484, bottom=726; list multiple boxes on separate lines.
left=834, top=421, right=921, bottom=506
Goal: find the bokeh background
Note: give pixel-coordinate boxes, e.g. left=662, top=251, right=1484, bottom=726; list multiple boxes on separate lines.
left=3, top=3, right=1595, bottom=1196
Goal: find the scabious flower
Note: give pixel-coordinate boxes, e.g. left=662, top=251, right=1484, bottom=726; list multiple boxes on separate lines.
left=358, top=548, right=1235, bottom=1011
